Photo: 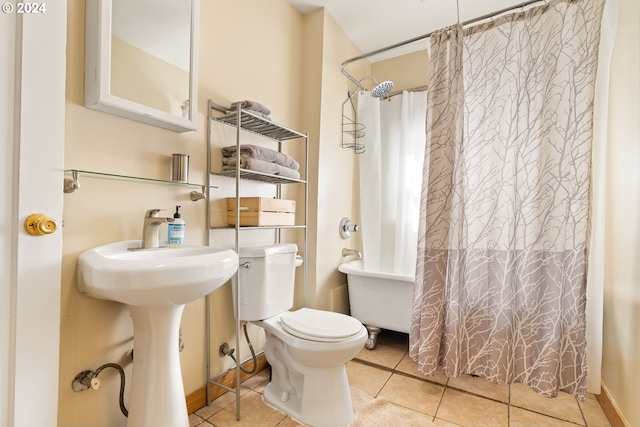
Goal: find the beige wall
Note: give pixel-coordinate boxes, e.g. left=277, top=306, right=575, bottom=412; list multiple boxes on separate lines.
left=301, top=9, right=368, bottom=311
left=371, top=50, right=430, bottom=93
left=601, top=0, right=640, bottom=425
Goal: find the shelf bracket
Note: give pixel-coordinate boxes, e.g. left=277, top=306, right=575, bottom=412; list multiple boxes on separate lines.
left=64, top=170, right=80, bottom=193
left=190, top=186, right=206, bottom=201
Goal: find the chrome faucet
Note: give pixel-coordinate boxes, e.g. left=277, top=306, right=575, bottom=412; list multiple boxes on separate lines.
left=141, top=209, right=174, bottom=249
left=342, top=248, right=363, bottom=260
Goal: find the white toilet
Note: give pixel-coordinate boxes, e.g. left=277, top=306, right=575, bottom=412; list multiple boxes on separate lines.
left=234, top=243, right=367, bottom=427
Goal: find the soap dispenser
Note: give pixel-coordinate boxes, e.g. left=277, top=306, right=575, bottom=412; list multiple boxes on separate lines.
left=167, top=205, right=185, bottom=246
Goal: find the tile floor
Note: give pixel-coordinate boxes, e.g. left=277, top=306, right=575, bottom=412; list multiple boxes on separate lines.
left=190, top=330, right=612, bottom=427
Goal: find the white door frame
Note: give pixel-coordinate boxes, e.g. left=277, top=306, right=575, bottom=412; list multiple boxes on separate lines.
left=1, top=7, right=66, bottom=427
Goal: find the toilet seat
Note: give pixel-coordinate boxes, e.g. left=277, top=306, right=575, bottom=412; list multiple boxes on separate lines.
left=279, top=308, right=363, bottom=342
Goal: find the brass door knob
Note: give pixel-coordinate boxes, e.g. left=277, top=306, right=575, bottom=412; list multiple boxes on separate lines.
left=24, top=213, right=58, bottom=236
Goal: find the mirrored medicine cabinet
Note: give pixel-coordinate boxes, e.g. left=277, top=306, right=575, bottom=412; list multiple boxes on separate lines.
left=84, top=0, right=200, bottom=132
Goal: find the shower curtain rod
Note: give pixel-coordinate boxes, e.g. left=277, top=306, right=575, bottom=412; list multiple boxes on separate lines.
left=340, top=0, right=547, bottom=89
left=382, top=84, right=430, bottom=100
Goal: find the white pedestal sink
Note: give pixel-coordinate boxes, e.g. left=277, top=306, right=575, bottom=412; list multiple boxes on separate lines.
left=77, top=240, right=238, bottom=427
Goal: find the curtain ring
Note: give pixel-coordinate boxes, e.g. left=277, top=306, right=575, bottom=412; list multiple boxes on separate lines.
left=518, top=1, right=526, bottom=18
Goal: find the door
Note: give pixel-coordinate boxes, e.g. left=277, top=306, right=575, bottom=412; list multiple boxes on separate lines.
left=1, top=6, right=66, bottom=427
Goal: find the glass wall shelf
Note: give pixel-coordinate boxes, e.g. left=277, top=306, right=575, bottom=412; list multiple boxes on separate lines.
left=63, top=169, right=215, bottom=194
left=209, top=224, right=307, bottom=230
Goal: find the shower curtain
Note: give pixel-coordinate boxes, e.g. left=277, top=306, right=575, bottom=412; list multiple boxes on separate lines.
left=357, top=91, right=427, bottom=275
left=409, top=0, right=606, bottom=400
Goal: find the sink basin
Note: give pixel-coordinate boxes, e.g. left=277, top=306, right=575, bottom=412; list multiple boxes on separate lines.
left=77, top=240, right=238, bottom=306
left=77, top=240, right=238, bottom=427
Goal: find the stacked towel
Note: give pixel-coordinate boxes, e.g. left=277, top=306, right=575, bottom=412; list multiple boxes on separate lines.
left=221, top=144, right=300, bottom=179
left=229, top=100, right=271, bottom=119
left=222, top=144, right=299, bottom=170
left=222, top=155, right=300, bottom=179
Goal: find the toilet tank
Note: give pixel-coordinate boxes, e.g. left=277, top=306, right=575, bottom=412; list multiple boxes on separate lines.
left=233, top=243, right=297, bottom=321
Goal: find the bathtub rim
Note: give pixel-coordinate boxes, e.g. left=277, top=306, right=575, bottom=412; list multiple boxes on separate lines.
left=338, top=259, right=414, bottom=283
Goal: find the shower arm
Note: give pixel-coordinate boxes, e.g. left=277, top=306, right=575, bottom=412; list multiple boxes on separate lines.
left=342, top=74, right=393, bottom=99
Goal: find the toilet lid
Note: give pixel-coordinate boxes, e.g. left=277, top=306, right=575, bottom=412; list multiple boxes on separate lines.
left=279, top=308, right=363, bottom=342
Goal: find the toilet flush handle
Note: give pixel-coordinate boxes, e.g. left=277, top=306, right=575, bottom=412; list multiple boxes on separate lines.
left=239, top=262, right=251, bottom=268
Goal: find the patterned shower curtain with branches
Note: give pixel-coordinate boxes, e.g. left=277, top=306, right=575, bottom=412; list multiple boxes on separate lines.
left=409, top=0, right=605, bottom=400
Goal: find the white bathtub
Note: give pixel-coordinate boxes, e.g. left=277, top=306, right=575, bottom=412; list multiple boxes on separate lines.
left=338, top=260, right=414, bottom=349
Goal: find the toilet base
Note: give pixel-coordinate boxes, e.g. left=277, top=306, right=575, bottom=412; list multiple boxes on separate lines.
left=254, top=310, right=367, bottom=427
left=263, top=365, right=355, bottom=427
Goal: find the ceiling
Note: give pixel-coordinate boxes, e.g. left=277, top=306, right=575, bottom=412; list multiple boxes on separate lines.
left=287, top=0, right=535, bottom=61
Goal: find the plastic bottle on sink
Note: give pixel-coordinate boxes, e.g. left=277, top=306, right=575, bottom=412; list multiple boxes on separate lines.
left=167, top=205, right=185, bottom=247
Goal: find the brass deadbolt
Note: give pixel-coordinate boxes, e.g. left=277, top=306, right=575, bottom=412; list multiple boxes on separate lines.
left=24, top=213, right=58, bottom=236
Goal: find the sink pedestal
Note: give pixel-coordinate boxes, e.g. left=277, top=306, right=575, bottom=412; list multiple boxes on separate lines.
left=128, top=305, right=188, bottom=427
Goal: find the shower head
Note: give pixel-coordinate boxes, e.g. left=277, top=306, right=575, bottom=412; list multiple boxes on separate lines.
left=357, top=76, right=395, bottom=98
left=371, top=80, right=394, bottom=98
